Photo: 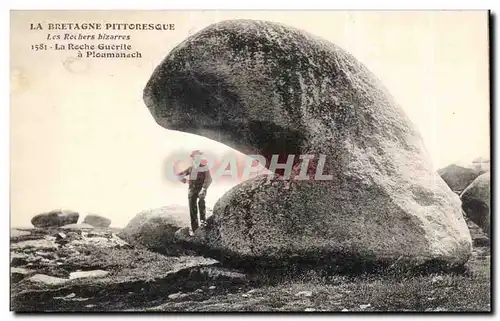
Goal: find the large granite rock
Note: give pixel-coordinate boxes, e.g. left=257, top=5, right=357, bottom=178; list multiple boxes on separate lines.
left=118, top=206, right=192, bottom=255
left=438, top=158, right=489, bottom=193
left=144, top=20, right=472, bottom=270
left=83, top=214, right=112, bottom=228
left=31, top=210, right=79, bottom=228
left=461, top=172, right=490, bottom=237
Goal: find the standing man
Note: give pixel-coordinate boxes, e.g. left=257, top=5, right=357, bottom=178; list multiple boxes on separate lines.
left=176, top=150, right=212, bottom=235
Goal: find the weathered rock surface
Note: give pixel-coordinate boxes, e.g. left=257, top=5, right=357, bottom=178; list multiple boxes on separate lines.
left=144, top=19, right=471, bottom=270
left=69, top=270, right=110, bottom=280
left=118, top=206, right=192, bottom=255
left=28, top=274, right=68, bottom=286
left=11, top=229, right=31, bottom=238
left=61, top=223, right=95, bottom=230
left=438, top=158, right=489, bottom=193
left=83, top=215, right=112, bottom=228
left=11, top=223, right=251, bottom=312
left=11, top=237, right=58, bottom=251
left=10, top=227, right=130, bottom=282
left=31, top=209, right=79, bottom=228
left=11, top=267, right=36, bottom=283
left=461, top=173, right=490, bottom=237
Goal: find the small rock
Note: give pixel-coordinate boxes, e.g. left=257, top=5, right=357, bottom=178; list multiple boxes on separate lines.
left=85, top=304, right=96, bottom=308
left=241, top=294, right=249, bottom=298
left=342, top=308, right=349, bottom=312
left=28, top=274, right=68, bottom=285
left=247, top=289, right=258, bottom=294
left=359, top=303, right=372, bottom=309
left=304, top=308, right=316, bottom=312
left=295, top=290, right=313, bottom=297
left=208, top=285, right=216, bottom=290
left=168, top=292, right=183, bottom=300
left=71, top=297, right=90, bottom=302
left=54, top=293, right=76, bottom=300
left=195, top=289, right=203, bottom=293
left=35, top=251, right=53, bottom=257
left=432, top=276, right=445, bottom=283
left=69, top=270, right=109, bottom=279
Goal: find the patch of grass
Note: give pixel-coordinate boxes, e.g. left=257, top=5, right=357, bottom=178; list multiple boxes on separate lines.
left=146, top=246, right=490, bottom=312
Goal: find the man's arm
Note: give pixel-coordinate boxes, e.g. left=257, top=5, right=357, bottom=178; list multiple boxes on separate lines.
left=176, top=166, right=192, bottom=183
left=202, top=170, right=212, bottom=189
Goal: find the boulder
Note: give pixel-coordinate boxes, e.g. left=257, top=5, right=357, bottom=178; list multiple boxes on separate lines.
left=461, top=173, right=490, bottom=237
left=31, top=210, right=79, bottom=228
left=83, top=214, right=112, bottom=228
left=28, top=274, right=68, bottom=286
left=438, top=158, right=489, bottom=193
left=118, top=206, right=192, bottom=255
left=144, top=20, right=472, bottom=270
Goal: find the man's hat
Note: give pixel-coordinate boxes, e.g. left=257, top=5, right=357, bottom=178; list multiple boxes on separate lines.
left=190, top=150, right=203, bottom=158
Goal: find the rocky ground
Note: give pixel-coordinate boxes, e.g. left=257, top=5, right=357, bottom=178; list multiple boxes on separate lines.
left=10, top=225, right=490, bottom=312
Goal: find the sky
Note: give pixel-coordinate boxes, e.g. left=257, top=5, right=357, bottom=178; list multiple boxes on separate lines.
left=10, top=11, right=490, bottom=227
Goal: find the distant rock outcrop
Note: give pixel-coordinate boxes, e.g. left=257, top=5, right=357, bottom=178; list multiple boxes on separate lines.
left=145, top=19, right=472, bottom=271
left=83, top=215, right=112, bottom=228
left=31, top=210, right=79, bottom=228
left=438, top=158, right=489, bottom=193
left=461, top=172, right=490, bottom=237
